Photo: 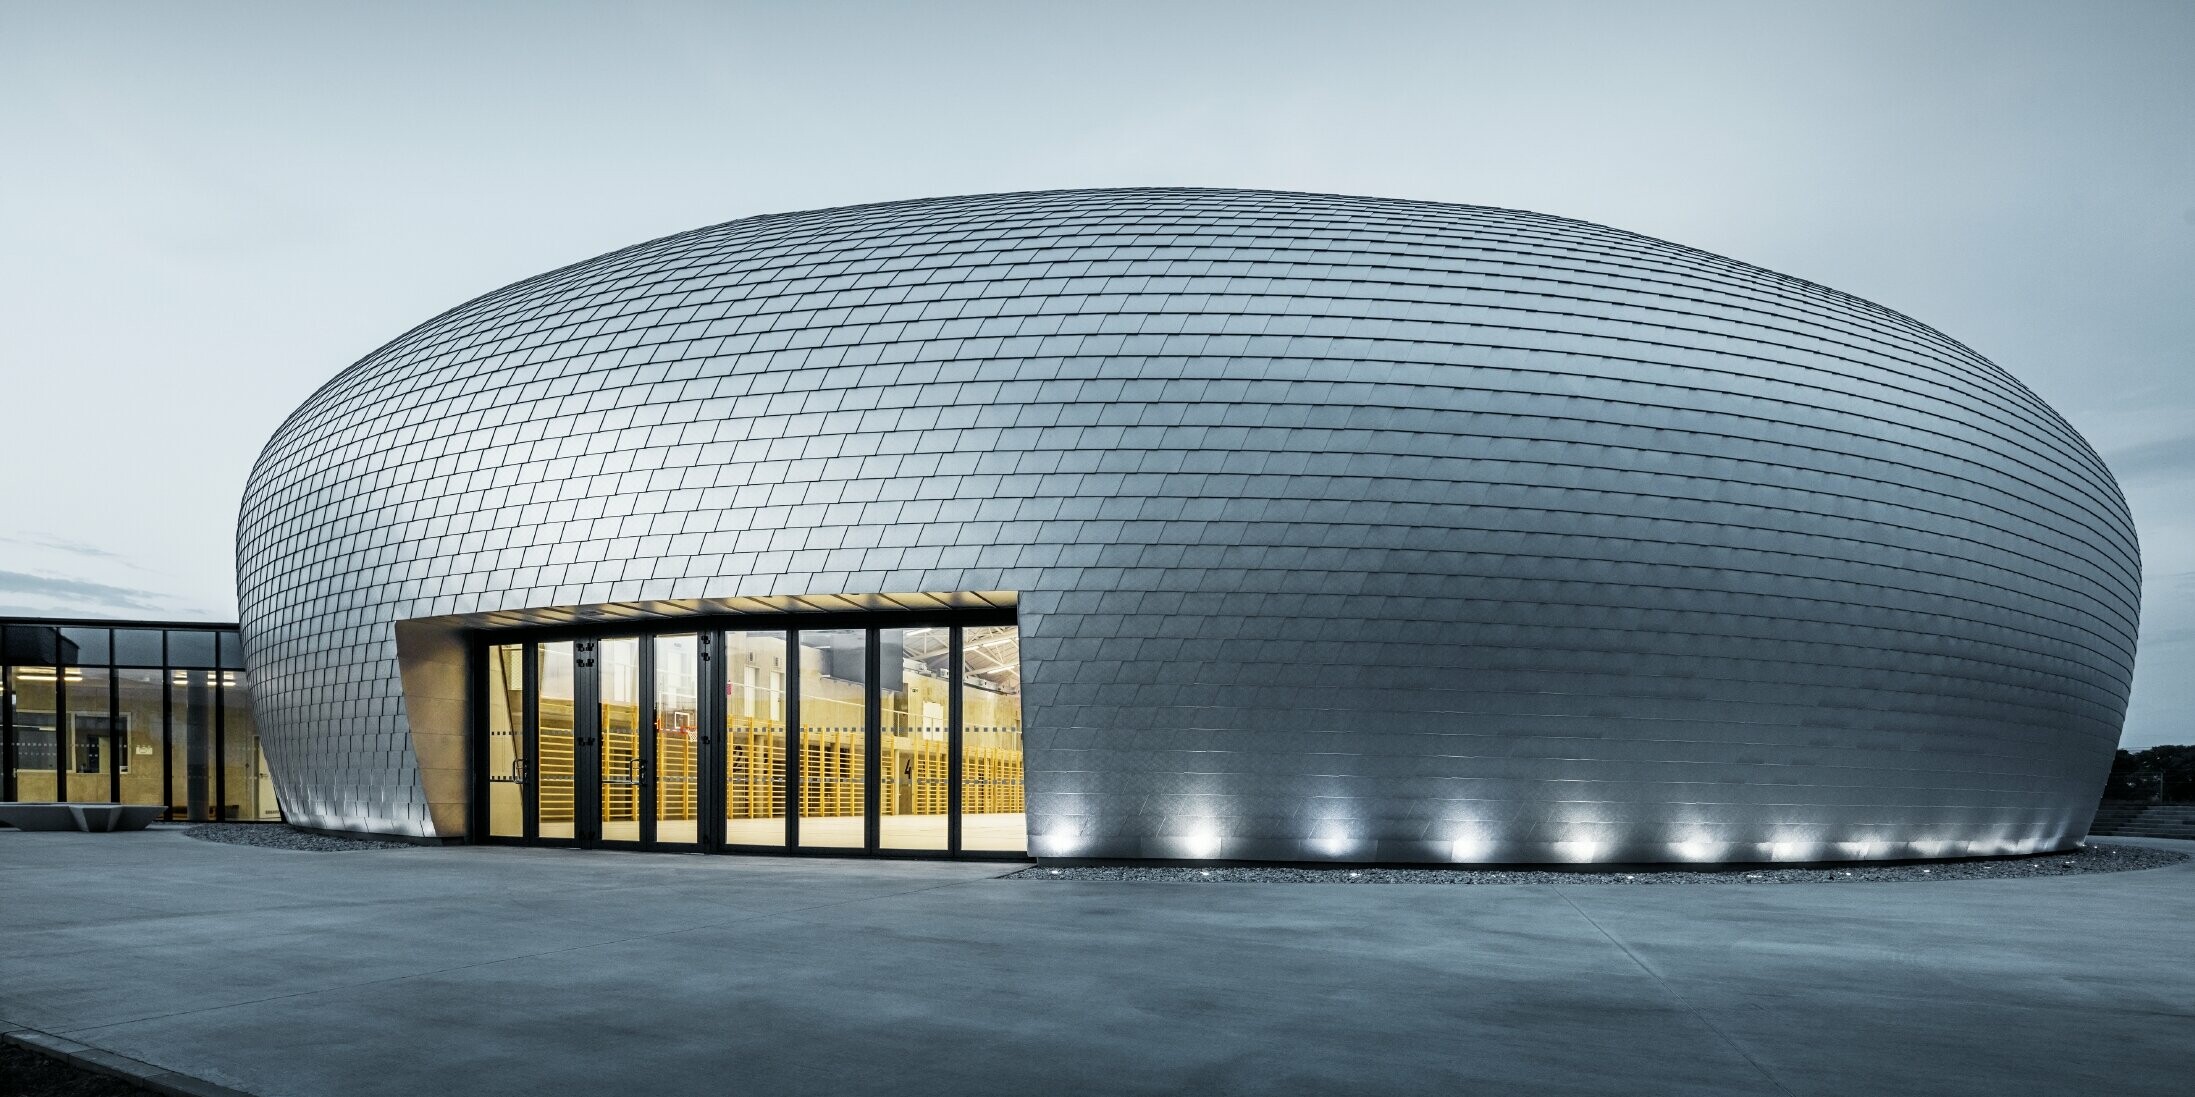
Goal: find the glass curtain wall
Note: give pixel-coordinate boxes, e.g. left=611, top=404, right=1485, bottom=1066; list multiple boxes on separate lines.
left=0, top=620, right=272, bottom=820
left=8, top=667, right=59, bottom=801
left=722, top=630, right=789, bottom=846
left=597, top=637, right=642, bottom=842
left=797, top=629, right=868, bottom=850
left=213, top=632, right=272, bottom=820
left=653, top=635, right=700, bottom=846
left=485, top=644, right=526, bottom=838
left=960, top=625, right=1025, bottom=852
left=223, top=672, right=274, bottom=820
left=64, top=668, right=112, bottom=802
left=170, top=670, right=217, bottom=820
left=171, top=631, right=221, bottom=817
left=880, top=627, right=950, bottom=850
left=116, top=669, right=164, bottom=806
left=254, top=744, right=279, bottom=822
left=475, top=615, right=1024, bottom=857
left=536, top=641, right=577, bottom=840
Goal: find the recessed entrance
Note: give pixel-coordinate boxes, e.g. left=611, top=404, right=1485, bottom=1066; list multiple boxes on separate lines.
left=474, top=612, right=1024, bottom=858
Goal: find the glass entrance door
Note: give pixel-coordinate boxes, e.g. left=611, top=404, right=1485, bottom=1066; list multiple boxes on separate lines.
left=572, top=635, right=706, bottom=849
left=650, top=634, right=703, bottom=848
left=538, top=641, right=577, bottom=841
left=594, top=637, right=642, bottom=844
left=486, top=637, right=693, bottom=847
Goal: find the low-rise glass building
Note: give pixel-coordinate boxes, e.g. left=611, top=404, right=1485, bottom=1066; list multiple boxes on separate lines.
left=1, top=617, right=281, bottom=822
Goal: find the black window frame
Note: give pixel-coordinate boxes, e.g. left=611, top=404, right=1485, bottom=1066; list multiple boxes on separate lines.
left=0, top=616, right=253, bottom=820
left=465, top=606, right=1022, bottom=861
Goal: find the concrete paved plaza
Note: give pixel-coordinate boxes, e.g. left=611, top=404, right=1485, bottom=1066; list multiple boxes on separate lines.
left=4, top=830, right=2191, bottom=1097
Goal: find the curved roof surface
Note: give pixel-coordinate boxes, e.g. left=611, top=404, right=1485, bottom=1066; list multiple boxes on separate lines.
left=238, top=188, right=2138, bottom=858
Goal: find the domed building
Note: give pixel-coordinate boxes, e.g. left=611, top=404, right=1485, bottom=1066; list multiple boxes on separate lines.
left=235, top=188, right=2139, bottom=863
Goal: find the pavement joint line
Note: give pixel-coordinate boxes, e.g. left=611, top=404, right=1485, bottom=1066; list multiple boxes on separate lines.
left=1548, top=885, right=1799, bottom=1097
left=53, top=871, right=1004, bottom=1040
left=5, top=1024, right=257, bottom=1097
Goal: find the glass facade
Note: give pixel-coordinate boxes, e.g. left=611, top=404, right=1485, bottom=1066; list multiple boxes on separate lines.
left=170, top=670, right=217, bottom=819
left=798, top=628, right=867, bottom=850
left=596, top=637, right=642, bottom=842
left=0, top=618, right=278, bottom=821
left=64, top=667, right=114, bottom=801
left=652, top=634, right=700, bottom=847
left=879, top=627, right=949, bottom=851
left=960, top=625, right=1024, bottom=852
left=722, top=629, right=788, bottom=847
left=116, top=669, right=164, bottom=806
left=536, top=641, right=577, bottom=841
left=484, top=645, right=526, bottom=839
left=222, top=673, right=261, bottom=820
left=7, top=666, right=59, bottom=801
left=475, top=613, right=1023, bottom=857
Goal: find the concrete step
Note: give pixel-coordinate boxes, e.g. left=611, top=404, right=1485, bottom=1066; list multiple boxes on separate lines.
left=2090, top=801, right=2195, bottom=839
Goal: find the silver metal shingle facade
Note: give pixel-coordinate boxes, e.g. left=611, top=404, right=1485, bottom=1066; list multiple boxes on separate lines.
left=236, top=187, right=2140, bottom=862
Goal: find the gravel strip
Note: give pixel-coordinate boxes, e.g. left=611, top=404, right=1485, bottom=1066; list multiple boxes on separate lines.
left=1009, top=842, right=2187, bottom=885
left=182, top=823, right=416, bottom=852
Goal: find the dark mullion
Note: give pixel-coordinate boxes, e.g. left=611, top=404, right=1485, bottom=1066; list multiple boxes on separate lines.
left=159, top=631, right=173, bottom=818
left=864, top=627, right=880, bottom=852
left=522, top=641, right=539, bottom=842
left=948, top=626, right=964, bottom=856
left=637, top=637, right=657, bottom=846
left=2, top=664, right=15, bottom=803
left=107, top=660, right=120, bottom=804
left=214, top=670, right=227, bottom=820
left=54, top=668, right=65, bottom=803
left=574, top=640, right=600, bottom=847
left=466, top=641, right=485, bottom=840
left=784, top=629, right=800, bottom=849
left=699, top=631, right=724, bottom=851
left=467, top=637, right=484, bottom=839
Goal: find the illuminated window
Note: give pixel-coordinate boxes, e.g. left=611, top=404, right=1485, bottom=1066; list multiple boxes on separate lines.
left=475, top=612, right=1023, bottom=858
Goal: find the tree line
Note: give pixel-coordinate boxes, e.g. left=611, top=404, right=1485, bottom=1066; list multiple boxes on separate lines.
left=2106, top=745, right=2195, bottom=801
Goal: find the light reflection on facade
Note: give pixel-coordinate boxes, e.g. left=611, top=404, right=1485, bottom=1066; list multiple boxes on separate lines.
left=236, top=188, right=2140, bottom=864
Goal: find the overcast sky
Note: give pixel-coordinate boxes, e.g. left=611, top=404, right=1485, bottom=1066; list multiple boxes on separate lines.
left=2, top=0, right=2189, bottom=747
